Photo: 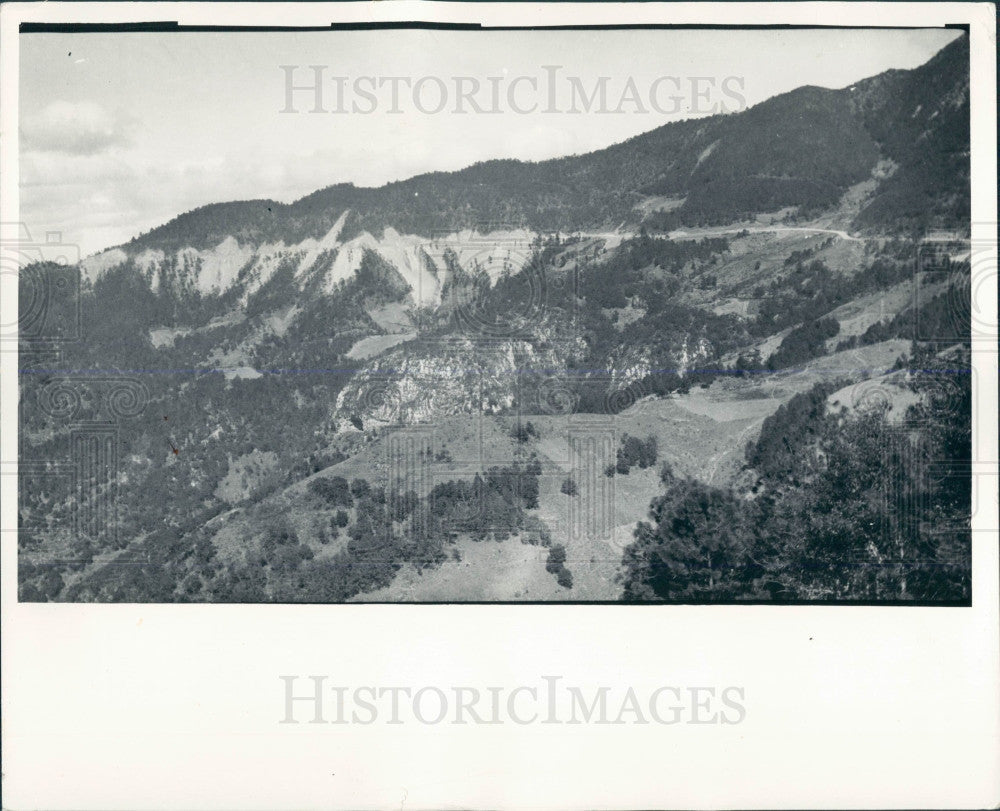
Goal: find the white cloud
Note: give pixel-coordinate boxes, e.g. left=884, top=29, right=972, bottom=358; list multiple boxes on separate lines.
left=21, top=100, right=129, bottom=156
left=20, top=146, right=357, bottom=257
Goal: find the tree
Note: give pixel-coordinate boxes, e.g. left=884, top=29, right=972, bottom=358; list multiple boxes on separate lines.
left=182, top=574, right=203, bottom=596
left=308, top=476, right=353, bottom=507
left=350, top=478, right=372, bottom=499
left=615, top=434, right=658, bottom=474
left=510, top=421, right=538, bottom=443
left=389, top=489, right=420, bottom=523
left=546, top=544, right=567, bottom=573
left=746, top=380, right=840, bottom=484
left=765, top=317, right=840, bottom=370
left=622, top=348, right=972, bottom=603
left=622, top=478, right=752, bottom=601
left=733, top=348, right=763, bottom=377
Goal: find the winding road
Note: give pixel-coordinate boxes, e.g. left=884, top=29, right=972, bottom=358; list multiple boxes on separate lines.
left=669, top=225, right=864, bottom=242
left=566, top=224, right=866, bottom=245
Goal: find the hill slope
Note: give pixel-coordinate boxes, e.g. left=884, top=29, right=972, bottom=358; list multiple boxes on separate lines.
left=18, top=35, right=971, bottom=604
left=111, top=35, right=968, bottom=256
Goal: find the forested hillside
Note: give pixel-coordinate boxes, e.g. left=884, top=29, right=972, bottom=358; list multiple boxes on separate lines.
left=122, top=36, right=968, bottom=254
left=18, top=34, right=972, bottom=603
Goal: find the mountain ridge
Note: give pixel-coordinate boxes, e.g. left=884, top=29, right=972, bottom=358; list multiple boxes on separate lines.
left=107, top=35, right=967, bottom=258
left=19, top=33, right=974, bottom=604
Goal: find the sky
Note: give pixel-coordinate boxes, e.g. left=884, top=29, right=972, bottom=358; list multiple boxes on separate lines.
left=19, top=27, right=962, bottom=257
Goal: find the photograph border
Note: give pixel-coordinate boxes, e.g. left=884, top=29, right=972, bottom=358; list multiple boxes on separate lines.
left=2, top=3, right=997, bottom=809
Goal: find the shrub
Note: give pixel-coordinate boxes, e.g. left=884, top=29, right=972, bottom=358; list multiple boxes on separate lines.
left=546, top=544, right=567, bottom=573
left=510, top=421, right=539, bottom=443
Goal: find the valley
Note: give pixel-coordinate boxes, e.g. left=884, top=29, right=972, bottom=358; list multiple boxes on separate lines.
left=17, top=35, right=972, bottom=604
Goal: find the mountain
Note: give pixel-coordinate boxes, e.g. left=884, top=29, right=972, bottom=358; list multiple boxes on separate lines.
left=72, top=35, right=969, bottom=335
left=99, top=35, right=967, bottom=260
left=19, top=35, right=971, bottom=604
left=849, top=32, right=971, bottom=229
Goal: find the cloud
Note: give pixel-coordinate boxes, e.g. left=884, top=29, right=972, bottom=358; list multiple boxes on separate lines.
left=21, top=100, right=130, bottom=155
left=19, top=147, right=349, bottom=257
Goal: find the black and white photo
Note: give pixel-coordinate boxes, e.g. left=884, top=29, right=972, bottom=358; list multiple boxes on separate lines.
left=15, top=23, right=977, bottom=604
left=2, top=3, right=997, bottom=809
